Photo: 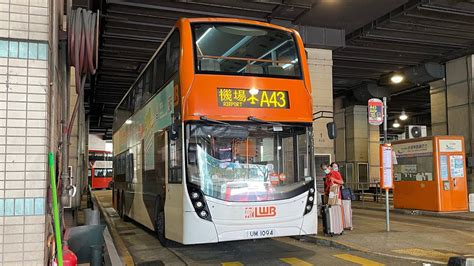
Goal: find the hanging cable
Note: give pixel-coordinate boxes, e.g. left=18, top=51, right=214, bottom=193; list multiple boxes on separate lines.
left=68, top=8, right=99, bottom=136
left=68, top=8, right=99, bottom=142
left=64, top=8, right=99, bottom=203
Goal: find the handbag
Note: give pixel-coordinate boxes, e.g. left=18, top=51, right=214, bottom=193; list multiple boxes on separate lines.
left=341, top=187, right=356, bottom=200
left=328, top=185, right=340, bottom=206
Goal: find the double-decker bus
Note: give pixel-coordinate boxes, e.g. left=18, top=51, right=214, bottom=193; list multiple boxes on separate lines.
left=88, top=150, right=113, bottom=189
left=112, top=18, right=316, bottom=245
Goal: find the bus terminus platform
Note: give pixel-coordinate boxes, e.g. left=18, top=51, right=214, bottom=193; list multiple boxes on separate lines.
left=111, top=17, right=316, bottom=245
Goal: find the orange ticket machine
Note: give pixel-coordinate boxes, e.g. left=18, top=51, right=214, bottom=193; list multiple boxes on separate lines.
left=392, top=136, right=468, bottom=212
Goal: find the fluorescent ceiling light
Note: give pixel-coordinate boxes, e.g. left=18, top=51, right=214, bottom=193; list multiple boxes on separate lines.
left=391, top=74, right=404, bottom=84
left=393, top=120, right=400, bottom=128
left=399, top=111, right=408, bottom=121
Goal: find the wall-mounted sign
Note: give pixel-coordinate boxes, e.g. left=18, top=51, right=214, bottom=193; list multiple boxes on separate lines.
left=450, top=155, right=465, bottom=178
left=392, top=140, right=432, bottom=158
left=380, top=144, right=393, bottom=189
left=439, top=139, right=463, bottom=153
left=217, top=88, right=289, bottom=109
left=440, top=155, right=448, bottom=181
left=368, top=98, right=383, bottom=126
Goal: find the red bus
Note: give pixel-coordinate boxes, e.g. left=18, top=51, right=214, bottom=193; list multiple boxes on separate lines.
left=88, top=150, right=113, bottom=189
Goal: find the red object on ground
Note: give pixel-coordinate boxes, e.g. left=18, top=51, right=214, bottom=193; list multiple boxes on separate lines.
left=62, top=244, right=78, bottom=266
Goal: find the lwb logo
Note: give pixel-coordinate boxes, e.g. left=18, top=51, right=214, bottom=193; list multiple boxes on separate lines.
left=244, top=206, right=276, bottom=218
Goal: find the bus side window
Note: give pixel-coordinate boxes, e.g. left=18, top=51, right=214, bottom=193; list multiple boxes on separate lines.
left=143, top=67, right=152, bottom=103
left=165, top=30, right=180, bottom=81
left=168, top=129, right=182, bottom=184
left=126, top=153, right=134, bottom=183
left=153, top=50, right=166, bottom=94
left=134, top=78, right=144, bottom=112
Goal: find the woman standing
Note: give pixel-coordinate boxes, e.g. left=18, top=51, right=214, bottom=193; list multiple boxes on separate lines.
left=321, top=162, right=344, bottom=203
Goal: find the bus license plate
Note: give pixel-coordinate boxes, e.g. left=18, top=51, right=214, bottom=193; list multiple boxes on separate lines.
left=246, top=229, right=276, bottom=239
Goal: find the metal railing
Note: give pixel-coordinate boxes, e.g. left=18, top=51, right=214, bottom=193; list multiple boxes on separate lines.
left=344, top=182, right=389, bottom=204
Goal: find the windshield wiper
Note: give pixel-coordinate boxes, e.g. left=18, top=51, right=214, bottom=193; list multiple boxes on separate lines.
left=200, top=116, right=230, bottom=125
left=248, top=116, right=283, bottom=126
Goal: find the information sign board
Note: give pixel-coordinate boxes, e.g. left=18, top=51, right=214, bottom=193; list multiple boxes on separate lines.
left=368, top=98, right=383, bottom=126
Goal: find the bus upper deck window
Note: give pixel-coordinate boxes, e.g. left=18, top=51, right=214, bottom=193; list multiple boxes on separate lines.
left=193, top=23, right=302, bottom=78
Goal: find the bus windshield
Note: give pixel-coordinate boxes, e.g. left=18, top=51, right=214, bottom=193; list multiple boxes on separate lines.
left=193, top=23, right=302, bottom=78
left=187, top=123, right=313, bottom=202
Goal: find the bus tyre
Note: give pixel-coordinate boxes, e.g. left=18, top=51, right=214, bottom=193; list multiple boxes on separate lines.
left=155, top=211, right=168, bottom=246
left=121, top=191, right=131, bottom=222
left=117, top=191, right=123, bottom=217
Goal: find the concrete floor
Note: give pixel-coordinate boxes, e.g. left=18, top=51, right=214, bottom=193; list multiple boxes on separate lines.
left=95, top=191, right=444, bottom=266
left=114, top=215, right=423, bottom=265
left=318, top=208, right=474, bottom=264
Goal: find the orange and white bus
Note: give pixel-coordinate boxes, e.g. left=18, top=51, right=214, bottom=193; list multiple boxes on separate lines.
left=88, top=150, right=113, bottom=189
left=112, top=18, right=316, bottom=245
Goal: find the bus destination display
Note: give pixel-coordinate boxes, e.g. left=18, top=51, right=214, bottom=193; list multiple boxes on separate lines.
left=217, top=88, right=289, bottom=109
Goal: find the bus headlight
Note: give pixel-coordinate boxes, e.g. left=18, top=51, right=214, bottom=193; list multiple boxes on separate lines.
left=188, top=186, right=212, bottom=221
left=304, top=185, right=316, bottom=215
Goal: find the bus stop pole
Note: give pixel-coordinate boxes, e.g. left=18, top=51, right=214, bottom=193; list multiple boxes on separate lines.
left=383, top=97, right=390, bottom=232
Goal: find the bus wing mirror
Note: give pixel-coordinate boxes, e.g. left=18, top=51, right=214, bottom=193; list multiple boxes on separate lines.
left=326, top=122, right=336, bottom=140
left=188, top=143, right=197, bottom=165
left=170, top=123, right=179, bottom=141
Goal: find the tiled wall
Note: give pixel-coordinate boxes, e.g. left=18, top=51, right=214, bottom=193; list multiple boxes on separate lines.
left=0, top=0, right=50, bottom=265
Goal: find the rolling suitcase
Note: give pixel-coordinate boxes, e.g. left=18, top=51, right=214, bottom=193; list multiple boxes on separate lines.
left=342, top=200, right=353, bottom=230
left=329, top=205, right=344, bottom=236
left=321, top=204, right=331, bottom=235
left=321, top=204, right=344, bottom=236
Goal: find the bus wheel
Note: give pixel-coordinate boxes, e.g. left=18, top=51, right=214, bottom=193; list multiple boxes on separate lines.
left=116, top=191, right=122, bottom=216
left=121, top=191, right=131, bottom=222
left=155, top=211, right=167, bottom=246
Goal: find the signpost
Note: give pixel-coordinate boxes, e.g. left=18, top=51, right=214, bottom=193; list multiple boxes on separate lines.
left=368, top=98, right=384, bottom=126
left=369, top=97, right=391, bottom=232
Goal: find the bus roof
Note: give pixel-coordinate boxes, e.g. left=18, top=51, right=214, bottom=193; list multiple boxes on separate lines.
left=183, top=17, right=296, bottom=33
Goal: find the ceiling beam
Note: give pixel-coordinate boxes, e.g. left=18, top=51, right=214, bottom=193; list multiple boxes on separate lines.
left=108, top=1, right=266, bottom=21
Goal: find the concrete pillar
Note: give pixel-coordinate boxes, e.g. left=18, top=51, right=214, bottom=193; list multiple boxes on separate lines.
left=334, top=97, right=345, bottom=163
left=430, top=79, right=448, bottom=135
left=0, top=0, right=52, bottom=264
left=445, top=55, right=474, bottom=192
left=306, top=48, right=334, bottom=162
left=334, top=103, right=380, bottom=185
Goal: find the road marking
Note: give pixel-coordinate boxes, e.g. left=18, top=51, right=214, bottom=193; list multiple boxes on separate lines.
left=392, top=248, right=458, bottom=262
left=221, top=262, right=244, bottom=266
left=334, top=254, right=384, bottom=266
left=280, top=257, right=313, bottom=266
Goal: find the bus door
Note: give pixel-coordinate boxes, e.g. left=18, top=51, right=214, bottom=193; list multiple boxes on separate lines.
left=158, top=129, right=184, bottom=241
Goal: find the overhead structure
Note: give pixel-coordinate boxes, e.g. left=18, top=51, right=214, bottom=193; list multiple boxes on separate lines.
left=333, top=0, right=474, bottom=93
left=72, top=0, right=474, bottom=138
left=85, top=0, right=341, bottom=138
